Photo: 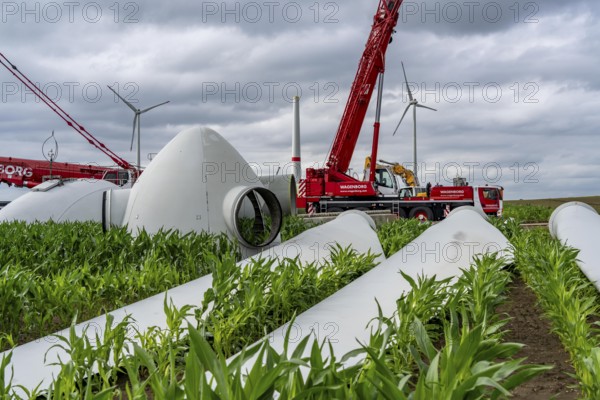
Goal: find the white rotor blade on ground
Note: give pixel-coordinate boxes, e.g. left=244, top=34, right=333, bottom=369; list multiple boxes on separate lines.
left=233, top=207, right=511, bottom=374
left=549, top=202, right=600, bottom=292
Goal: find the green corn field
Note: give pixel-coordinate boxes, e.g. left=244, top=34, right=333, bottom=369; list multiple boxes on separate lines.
left=0, top=205, right=599, bottom=398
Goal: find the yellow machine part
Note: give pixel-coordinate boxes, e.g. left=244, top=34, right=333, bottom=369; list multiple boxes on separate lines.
left=365, top=156, right=417, bottom=187
left=390, top=163, right=417, bottom=187
left=364, top=156, right=373, bottom=171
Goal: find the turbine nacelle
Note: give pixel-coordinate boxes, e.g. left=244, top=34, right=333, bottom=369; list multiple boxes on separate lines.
left=103, top=127, right=294, bottom=256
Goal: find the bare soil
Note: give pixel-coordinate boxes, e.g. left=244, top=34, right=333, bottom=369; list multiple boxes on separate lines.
left=498, top=276, right=580, bottom=399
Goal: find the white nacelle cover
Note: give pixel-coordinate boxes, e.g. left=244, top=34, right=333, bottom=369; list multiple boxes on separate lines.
left=0, top=179, right=117, bottom=223
left=122, top=126, right=274, bottom=236
left=0, top=186, right=29, bottom=203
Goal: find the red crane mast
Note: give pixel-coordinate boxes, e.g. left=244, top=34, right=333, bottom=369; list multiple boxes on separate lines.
left=304, top=0, right=403, bottom=200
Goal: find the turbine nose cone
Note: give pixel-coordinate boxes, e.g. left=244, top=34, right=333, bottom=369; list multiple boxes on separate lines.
left=122, top=127, right=281, bottom=251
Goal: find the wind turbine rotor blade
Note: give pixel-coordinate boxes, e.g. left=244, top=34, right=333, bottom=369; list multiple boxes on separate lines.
left=130, top=114, right=138, bottom=151
left=416, top=104, right=437, bottom=112
left=107, top=85, right=138, bottom=112
left=393, top=104, right=412, bottom=136
left=401, top=61, right=414, bottom=102
left=140, top=100, right=170, bottom=114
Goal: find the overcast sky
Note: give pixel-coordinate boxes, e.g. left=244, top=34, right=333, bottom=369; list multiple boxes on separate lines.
left=1, top=0, right=599, bottom=200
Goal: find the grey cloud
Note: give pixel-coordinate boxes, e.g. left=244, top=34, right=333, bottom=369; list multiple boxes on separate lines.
left=1, top=0, right=599, bottom=200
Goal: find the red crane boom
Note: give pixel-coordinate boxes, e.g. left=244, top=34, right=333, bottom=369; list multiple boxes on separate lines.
left=303, top=1, right=403, bottom=201
left=327, top=0, right=402, bottom=174
left=0, top=52, right=134, bottom=171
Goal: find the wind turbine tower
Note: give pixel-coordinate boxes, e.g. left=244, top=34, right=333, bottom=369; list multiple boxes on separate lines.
left=108, top=85, right=169, bottom=171
left=392, top=62, right=437, bottom=184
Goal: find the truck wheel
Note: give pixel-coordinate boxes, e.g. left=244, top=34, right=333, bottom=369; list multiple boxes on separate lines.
left=409, top=207, right=433, bottom=221
left=397, top=209, right=407, bottom=219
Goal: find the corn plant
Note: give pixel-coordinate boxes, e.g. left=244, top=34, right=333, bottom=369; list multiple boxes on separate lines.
left=506, top=224, right=600, bottom=397
left=197, top=245, right=379, bottom=357
left=408, top=310, right=550, bottom=399
left=0, top=216, right=552, bottom=398
left=8, top=251, right=548, bottom=399
left=381, top=272, right=453, bottom=374
left=377, top=218, right=430, bottom=257
left=280, top=215, right=314, bottom=241
left=0, top=222, right=237, bottom=349
left=502, top=204, right=552, bottom=223
left=453, top=255, right=512, bottom=335
left=398, top=254, right=550, bottom=398
left=373, top=252, right=545, bottom=392
left=0, top=350, right=14, bottom=398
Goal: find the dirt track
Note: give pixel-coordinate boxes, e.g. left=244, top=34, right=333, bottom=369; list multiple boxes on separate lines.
left=498, top=276, right=580, bottom=399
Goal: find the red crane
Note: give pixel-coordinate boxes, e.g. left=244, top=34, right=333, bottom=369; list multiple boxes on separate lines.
left=0, top=52, right=137, bottom=187
left=0, top=156, right=129, bottom=188
left=298, top=1, right=505, bottom=220
left=303, top=0, right=403, bottom=201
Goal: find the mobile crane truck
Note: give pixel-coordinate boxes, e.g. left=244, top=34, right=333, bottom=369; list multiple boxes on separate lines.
left=296, top=0, right=503, bottom=221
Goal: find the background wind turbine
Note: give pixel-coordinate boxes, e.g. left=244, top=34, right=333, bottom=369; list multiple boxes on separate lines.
left=392, top=62, right=437, bottom=184
left=107, top=85, right=169, bottom=172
